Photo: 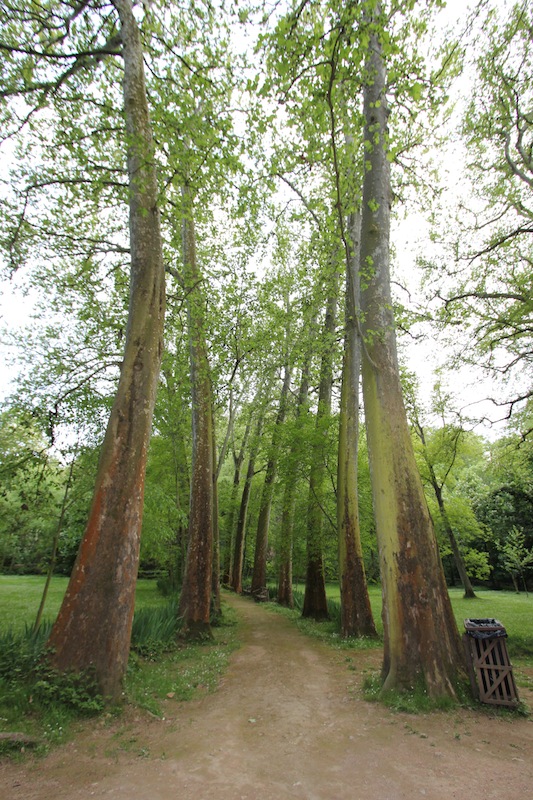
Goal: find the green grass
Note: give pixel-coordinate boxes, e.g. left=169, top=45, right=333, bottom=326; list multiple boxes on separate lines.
left=0, top=575, right=164, bottom=633
left=446, top=587, right=533, bottom=658
left=0, top=575, right=70, bottom=632
left=314, top=582, right=532, bottom=657
left=1, top=577, right=530, bottom=659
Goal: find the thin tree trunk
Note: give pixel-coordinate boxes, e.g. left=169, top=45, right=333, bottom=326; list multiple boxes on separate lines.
left=251, top=363, right=291, bottom=601
left=302, top=270, right=339, bottom=620
left=178, top=186, right=214, bottom=639
left=432, top=476, right=477, bottom=599
left=413, top=416, right=477, bottom=601
left=359, top=6, right=465, bottom=698
left=46, top=0, right=165, bottom=702
left=223, top=468, right=241, bottom=586
left=231, top=413, right=264, bottom=593
left=160, top=368, right=190, bottom=588
left=337, top=212, right=376, bottom=638
left=223, top=412, right=252, bottom=584
left=34, top=454, right=76, bottom=632
left=277, top=356, right=313, bottom=608
left=211, top=421, right=221, bottom=618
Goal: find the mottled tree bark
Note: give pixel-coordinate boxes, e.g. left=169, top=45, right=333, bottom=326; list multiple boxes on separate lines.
left=337, top=212, right=376, bottom=638
left=46, top=0, right=165, bottom=702
left=359, top=6, right=465, bottom=697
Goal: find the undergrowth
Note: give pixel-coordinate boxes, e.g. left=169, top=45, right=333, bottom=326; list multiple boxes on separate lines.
left=0, top=598, right=240, bottom=757
left=362, top=672, right=529, bottom=717
left=0, top=622, right=105, bottom=756
left=130, top=597, right=183, bottom=657
left=127, top=601, right=240, bottom=716
left=362, top=673, right=462, bottom=713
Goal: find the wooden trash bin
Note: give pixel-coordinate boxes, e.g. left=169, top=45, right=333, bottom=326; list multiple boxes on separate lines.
left=463, top=618, right=520, bottom=707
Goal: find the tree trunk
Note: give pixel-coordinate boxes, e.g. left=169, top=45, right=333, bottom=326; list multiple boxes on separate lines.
left=46, top=0, right=165, bottom=702
left=359, top=7, right=465, bottom=698
left=35, top=453, right=76, bottom=632
left=223, top=467, right=241, bottom=586
left=277, top=360, right=312, bottom=608
left=251, top=363, right=291, bottom=601
left=231, top=413, right=263, bottom=593
left=277, top=457, right=298, bottom=608
left=337, top=212, right=376, bottom=638
left=412, top=415, right=477, bottom=601
left=302, top=271, right=339, bottom=620
left=211, top=421, right=221, bottom=619
left=178, top=187, right=214, bottom=639
left=223, top=413, right=252, bottom=585
left=160, top=368, right=190, bottom=588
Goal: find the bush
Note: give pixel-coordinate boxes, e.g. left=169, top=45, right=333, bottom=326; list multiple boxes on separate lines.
left=0, top=623, right=104, bottom=722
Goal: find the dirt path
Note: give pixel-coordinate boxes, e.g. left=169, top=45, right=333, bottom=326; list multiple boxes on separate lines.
left=2, top=593, right=532, bottom=800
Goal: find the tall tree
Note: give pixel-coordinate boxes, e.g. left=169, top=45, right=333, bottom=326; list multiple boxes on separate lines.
left=337, top=212, right=377, bottom=637
left=302, top=267, right=339, bottom=620
left=251, top=360, right=292, bottom=600
left=359, top=3, right=464, bottom=698
left=46, top=0, right=166, bottom=700
left=177, top=184, right=214, bottom=639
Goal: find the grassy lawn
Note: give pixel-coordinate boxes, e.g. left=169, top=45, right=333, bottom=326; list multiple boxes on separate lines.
left=289, top=581, right=533, bottom=661
left=0, top=575, right=164, bottom=633
left=1, top=576, right=531, bottom=653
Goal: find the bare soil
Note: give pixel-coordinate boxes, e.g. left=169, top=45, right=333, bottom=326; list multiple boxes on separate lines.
left=2, top=592, right=532, bottom=800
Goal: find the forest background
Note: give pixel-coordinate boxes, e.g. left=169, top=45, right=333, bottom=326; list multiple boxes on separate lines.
left=0, top=0, right=532, bottom=637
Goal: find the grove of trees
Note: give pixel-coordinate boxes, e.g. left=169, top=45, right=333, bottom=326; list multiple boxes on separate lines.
left=1, top=0, right=532, bottom=702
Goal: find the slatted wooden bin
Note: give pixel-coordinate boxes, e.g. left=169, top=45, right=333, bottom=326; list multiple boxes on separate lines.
left=463, top=618, right=520, bottom=707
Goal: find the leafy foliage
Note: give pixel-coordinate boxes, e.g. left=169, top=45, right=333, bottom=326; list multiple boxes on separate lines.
left=499, top=526, right=533, bottom=593
left=0, top=622, right=104, bottom=726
